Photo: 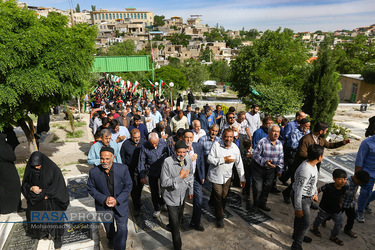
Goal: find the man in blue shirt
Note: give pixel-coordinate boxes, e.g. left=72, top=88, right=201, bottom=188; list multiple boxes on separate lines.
left=282, top=111, right=306, bottom=144
left=88, top=129, right=122, bottom=166
left=138, top=132, right=171, bottom=217
left=128, top=115, right=148, bottom=140
left=355, top=119, right=375, bottom=223
left=213, top=105, right=224, bottom=126
left=252, top=117, right=273, bottom=148
left=199, top=108, right=211, bottom=134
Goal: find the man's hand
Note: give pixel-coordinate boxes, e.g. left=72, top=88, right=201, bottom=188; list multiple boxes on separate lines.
left=146, top=118, right=151, bottom=123
left=179, top=168, right=189, bottom=179
left=246, top=152, right=253, bottom=158
left=161, top=134, right=168, bottom=139
left=140, top=178, right=147, bottom=185
left=295, top=210, right=303, bottom=218
left=189, top=194, right=193, bottom=200
left=116, top=135, right=126, bottom=143
left=277, top=172, right=282, bottom=177
left=202, top=179, right=205, bottom=184
left=240, top=182, right=245, bottom=188
left=217, top=115, right=222, bottom=119
left=343, top=139, right=351, bottom=145
left=30, top=186, right=42, bottom=194
left=224, top=156, right=235, bottom=163
left=44, top=196, right=48, bottom=199
left=190, top=153, right=198, bottom=162
left=265, top=160, right=276, bottom=168
left=312, top=195, right=318, bottom=202
left=106, top=197, right=117, bottom=207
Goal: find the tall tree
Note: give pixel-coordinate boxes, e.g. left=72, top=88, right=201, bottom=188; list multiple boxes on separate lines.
left=153, top=15, right=165, bottom=27
left=302, top=39, right=341, bottom=128
left=105, top=40, right=136, bottom=56
left=230, top=28, right=309, bottom=115
left=0, top=0, right=97, bottom=151
left=75, top=3, right=80, bottom=13
left=199, top=47, right=214, bottom=62
left=181, top=60, right=210, bottom=91
left=91, top=5, right=96, bottom=11
left=209, top=61, right=230, bottom=83
left=168, top=33, right=191, bottom=47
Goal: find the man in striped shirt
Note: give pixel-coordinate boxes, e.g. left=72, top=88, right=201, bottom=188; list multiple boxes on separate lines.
left=251, top=124, right=284, bottom=212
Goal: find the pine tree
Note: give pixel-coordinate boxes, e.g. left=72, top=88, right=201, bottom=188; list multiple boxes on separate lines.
left=75, top=3, right=80, bottom=13
left=302, top=39, right=341, bottom=128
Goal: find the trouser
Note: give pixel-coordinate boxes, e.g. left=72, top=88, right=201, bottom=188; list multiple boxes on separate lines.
left=279, top=147, right=296, bottom=183
left=103, top=209, right=128, bottom=250
left=167, top=203, right=185, bottom=250
left=232, top=165, right=241, bottom=187
left=212, top=178, right=232, bottom=219
left=244, top=164, right=252, bottom=196
left=312, top=209, right=343, bottom=237
left=131, top=173, right=144, bottom=211
left=282, top=161, right=298, bottom=198
left=149, top=175, right=164, bottom=211
left=291, top=191, right=312, bottom=248
left=343, top=206, right=356, bottom=232
left=271, top=168, right=278, bottom=190
left=357, top=177, right=375, bottom=212
left=251, top=161, right=275, bottom=207
left=191, top=178, right=203, bottom=226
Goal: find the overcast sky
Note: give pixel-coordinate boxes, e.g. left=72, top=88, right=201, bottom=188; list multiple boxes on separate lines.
left=23, top=0, right=375, bottom=32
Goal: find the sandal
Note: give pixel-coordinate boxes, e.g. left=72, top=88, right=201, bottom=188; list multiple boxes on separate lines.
left=310, top=228, right=322, bottom=237
left=344, top=230, right=358, bottom=238
left=330, top=236, right=344, bottom=246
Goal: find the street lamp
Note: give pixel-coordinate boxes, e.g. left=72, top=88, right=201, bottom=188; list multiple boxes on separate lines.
left=169, top=82, right=174, bottom=108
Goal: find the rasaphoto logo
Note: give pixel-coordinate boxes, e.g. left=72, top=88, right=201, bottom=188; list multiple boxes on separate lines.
left=30, top=211, right=113, bottom=223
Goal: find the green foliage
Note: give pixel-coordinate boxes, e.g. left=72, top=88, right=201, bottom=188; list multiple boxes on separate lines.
left=221, top=104, right=229, bottom=115
left=199, top=47, right=214, bottom=62
left=331, top=123, right=351, bottom=140
left=302, top=39, right=341, bottom=129
left=361, top=64, right=375, bottom=84
left=181, top=60, right=211, bottom=91
left=75, top=121, right=87, bottom=127
left=209, top=61, right=230, bottom=83
left=230, top=28, right=309, bottom=115
left=0, top=0, right=97, bottom=131
left=167, top=33, right=191, bottom=47
left=75, top=3, right=80, bottom=13
left=105, top=40, right=136, bottom=56
left=226, top=38, right=242, bottom=49
left=154, top=15, right=165, bottom=27
left=66, top=108, right=75, bottom=136
left=333, top=35, right=375, bottom=74
left=240, top=29, right=259, bottom=41
left=91, top=5, right=96, bottom=11
left=154, top=66, right=188, bottom=90
left=66, top=130, right=84, bottom=138
left=204, top=29, right=225, bottom=42
left=17, top=166, right=26, bottom=180
left=168, top=57, right=180, bottom=67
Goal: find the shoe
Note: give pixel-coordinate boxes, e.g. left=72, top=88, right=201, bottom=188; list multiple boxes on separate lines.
left=310, top=203, right=318, bottom=210
left=356, top=211, right=365, bottom=223
left=270, top=188, right=281, bottom=194
left=165, top=224, right=171, bottom=232
left=253, top=206, right=259, bottom=213
left=107, top=240, right=114, bottom=249
left=283, top=194, right=291, bottom=204
left=292, top=235, right=312, bottom=244
left=190, top=223, right=205, bottom=231
left=216, top=219, right=224, bottom=228
left=162, top=204, right=168, bottom=211
left=153, top=211, right=160, bottom=218
left=291, top=244, right=303, bottom=250
left=259, top=205, right=271, bottom=212
left=365, top=205, right=372, bottom=214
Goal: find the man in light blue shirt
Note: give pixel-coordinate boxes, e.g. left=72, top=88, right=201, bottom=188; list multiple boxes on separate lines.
left=87, top=129, right=122, bottom=166
left=355, top=121, right=375, bottom=223
left=110, top=119, right=130, bottom=150
left=151, top=106, right=163, bottom=125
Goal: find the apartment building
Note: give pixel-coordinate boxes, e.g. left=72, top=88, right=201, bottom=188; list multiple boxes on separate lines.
left=90, top=8, right=154, bottom=27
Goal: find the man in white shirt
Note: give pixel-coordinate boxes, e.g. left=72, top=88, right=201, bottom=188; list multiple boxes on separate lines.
left=144, top=107, right=156, bottom=133
left=207, top=128, right=245, bottom=228
left=245, top=104, right=260, bottom=136
left=192, top=120, right=206, bottom=142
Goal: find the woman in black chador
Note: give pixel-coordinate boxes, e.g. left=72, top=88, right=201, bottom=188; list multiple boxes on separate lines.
left=0, top=133, right=21, bottom=214
left=22, top=151, right=70, bottom=248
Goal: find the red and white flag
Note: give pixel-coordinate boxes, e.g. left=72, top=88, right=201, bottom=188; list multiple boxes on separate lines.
left=127, top=80, right=133, bottom=91
left=131, top=81, right=140, bottom=93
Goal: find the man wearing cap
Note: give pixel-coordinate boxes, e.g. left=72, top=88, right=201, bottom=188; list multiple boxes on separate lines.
left=88, top=129, right=122, bottom=166
left=207, top=128, right=245, bottom=228
left=87, top=147, right=133, bottom=250
left=160, top=140, right=194, bottom=250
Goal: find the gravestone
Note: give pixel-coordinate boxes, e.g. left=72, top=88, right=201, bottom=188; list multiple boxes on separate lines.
left=62, top=223, right=92, bottom=245
left=67, top=175, right=89, bottom=200
left=226, top=191, right=272, bottom=225
left=2, top=223, right=38, bottom=250
left=132, top=198, right=162, bottom=233
left=201, top=191, right=233, bottom=222
left=321, top=153, right=357, bottom=175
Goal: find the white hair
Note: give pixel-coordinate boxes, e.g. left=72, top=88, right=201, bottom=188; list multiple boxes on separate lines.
left=268, top=124, right=280, bottom=131
left=192, top=120, right=200, bottom=128
left=232, top=123, right=241, bottom=130
left=148, top=132, right=159, bottom=141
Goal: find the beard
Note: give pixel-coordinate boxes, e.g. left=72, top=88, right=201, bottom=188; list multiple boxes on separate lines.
left=102, top=159, right=113, bottom=169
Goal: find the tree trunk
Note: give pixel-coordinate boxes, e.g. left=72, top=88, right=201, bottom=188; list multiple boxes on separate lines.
left=18, top=115, right=38, bottom=153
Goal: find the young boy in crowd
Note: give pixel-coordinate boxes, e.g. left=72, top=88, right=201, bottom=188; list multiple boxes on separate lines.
left=341, top=170, right=370, bottom=238
left=310, top=169, right=347, bottom=246
left=291, top=144, right=324, bottom=250
left=241, top=139, right=253, bottom=201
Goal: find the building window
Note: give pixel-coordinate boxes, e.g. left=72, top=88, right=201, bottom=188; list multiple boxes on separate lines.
left=116, top=13, right=119, bottom=19
left=106, top=14, right=108, bottom=19
left=94, top=14, right=97, bottom=20
left=144, top=14, right=147, bottom=19
left=102, top=13, right=104, bottom=20
left=137, top=13, right=140, bottom=19
left=141, top=13, right=143, bottom=19
left=131, top=13, right=133, bottom=18
left=127, top=13, right=129, bottom=18
left=145, top=22, right=147, bottom=25
left=120, top=13, right=123, bottom=19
